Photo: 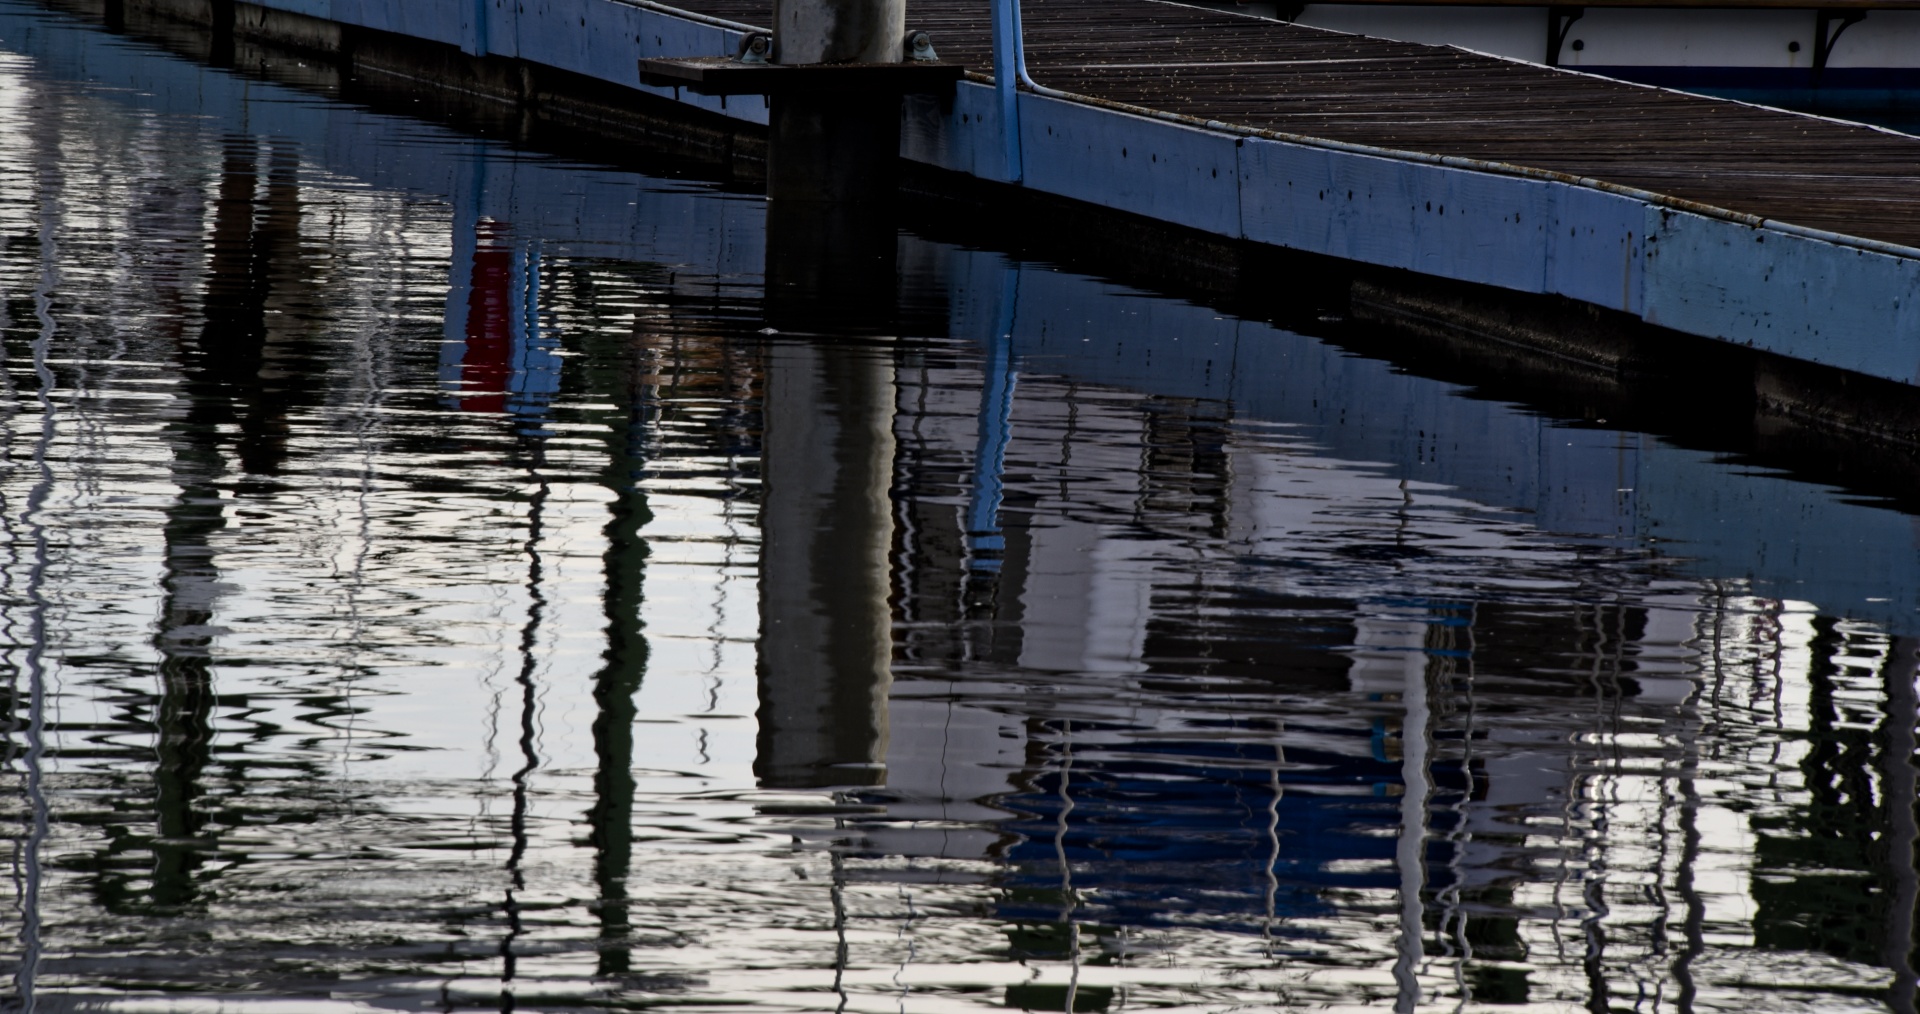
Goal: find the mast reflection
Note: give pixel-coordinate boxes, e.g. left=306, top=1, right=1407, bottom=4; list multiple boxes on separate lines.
left=582, top=301, right=660, bottom=979
left=143, top=138, right=313, bottom=911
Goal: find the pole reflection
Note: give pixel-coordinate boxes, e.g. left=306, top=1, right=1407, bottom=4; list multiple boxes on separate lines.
left=8, top=104, right=62, bottom=1013
left=753, top=340, right=895, bottom=791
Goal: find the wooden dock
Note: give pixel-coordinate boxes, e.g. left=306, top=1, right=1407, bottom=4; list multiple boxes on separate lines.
left=680, top=0, right=1920, bottom=246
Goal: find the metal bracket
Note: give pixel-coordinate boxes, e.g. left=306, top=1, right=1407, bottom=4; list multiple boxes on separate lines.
left=738, top=33, right=771, bottom=64
left=1546, top=5, right=1585, bottom=67
left=1814, top=8, right=1866, bottom=74
left=905, top=30, right=938, bottom=62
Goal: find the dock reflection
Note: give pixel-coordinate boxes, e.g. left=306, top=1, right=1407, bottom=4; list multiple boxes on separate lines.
left=1, top=12, right=1919, bottom=1010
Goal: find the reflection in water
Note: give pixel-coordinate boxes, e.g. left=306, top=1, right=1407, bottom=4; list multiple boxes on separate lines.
left=585, top=312, right=652, bottom=980
left=756, top=341, right=894, bottom=790
left=10, top=95, right=58, bottom=1013
left=0, top=5, right=1918, bottom=1012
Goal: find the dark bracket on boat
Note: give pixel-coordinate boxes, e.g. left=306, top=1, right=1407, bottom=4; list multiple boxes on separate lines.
left=1813, top=8, right=1867, bottom=72
left=1545, top=5, right=1584, bottom=68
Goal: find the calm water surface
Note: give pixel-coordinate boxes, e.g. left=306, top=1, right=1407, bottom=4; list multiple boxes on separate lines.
left=2, top=5, right=1920, bottom=1011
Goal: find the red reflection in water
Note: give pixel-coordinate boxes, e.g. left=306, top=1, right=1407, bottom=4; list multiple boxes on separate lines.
left=461, top=219, right=513, bottom=413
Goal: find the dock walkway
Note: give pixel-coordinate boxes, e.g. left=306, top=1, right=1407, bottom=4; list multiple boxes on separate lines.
left=685, top=0, right=1920, bottom=246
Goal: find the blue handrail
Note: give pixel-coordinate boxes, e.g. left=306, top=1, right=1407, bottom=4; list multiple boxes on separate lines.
left=989, top=0, right=1026, bottom=181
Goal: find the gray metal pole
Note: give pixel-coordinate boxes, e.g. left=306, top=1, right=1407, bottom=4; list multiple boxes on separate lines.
left=774, top=0, right=904, bottom=64
left=766, top=0, right=907, bottom=202
left=761, top=0, right=910, bottom=324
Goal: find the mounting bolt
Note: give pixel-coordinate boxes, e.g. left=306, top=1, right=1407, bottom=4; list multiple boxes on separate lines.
left=905, top=30, right=937, bottom=61
left=738, top=33, right=772, bottom=63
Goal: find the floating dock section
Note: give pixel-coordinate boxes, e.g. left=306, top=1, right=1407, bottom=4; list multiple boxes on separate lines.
left=36, top=0, right=1920, bottom=401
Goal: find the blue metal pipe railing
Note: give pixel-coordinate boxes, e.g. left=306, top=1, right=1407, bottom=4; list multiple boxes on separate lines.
left=989, top=0, right=1026, bottom=181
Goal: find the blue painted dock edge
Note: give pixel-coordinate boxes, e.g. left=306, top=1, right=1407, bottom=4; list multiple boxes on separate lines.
left=147, top=0, right=1920, bottom=388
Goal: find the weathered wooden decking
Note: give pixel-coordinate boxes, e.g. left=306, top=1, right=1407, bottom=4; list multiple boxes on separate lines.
left=680, top=0, right=1920, bottom=246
